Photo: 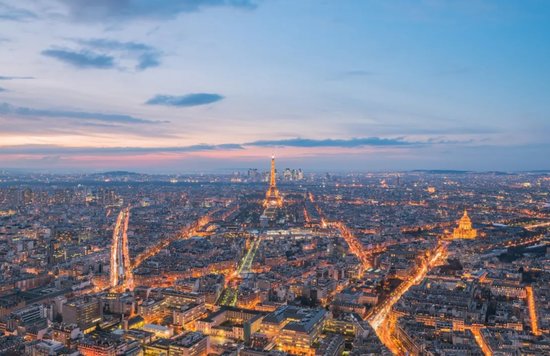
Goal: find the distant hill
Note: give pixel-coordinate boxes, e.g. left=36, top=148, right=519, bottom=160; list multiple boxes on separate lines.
left=91, top=171, right=142, bottom=176
left=411, top=169, right=471, bottom=174
left=410, top=170, right=521, bottom=175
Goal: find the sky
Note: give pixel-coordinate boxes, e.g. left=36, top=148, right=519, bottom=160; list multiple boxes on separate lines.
left=0, top=0, right=549, bottom=173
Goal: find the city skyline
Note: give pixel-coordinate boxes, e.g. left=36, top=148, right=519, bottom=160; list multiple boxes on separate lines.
left=1, top=0, right=550, bottom=172
left=1, top=3, right=549, bottom=352
left=1, top=167, right=548, bottom=355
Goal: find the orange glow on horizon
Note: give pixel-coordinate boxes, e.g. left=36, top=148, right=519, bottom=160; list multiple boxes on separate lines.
left=0, top=145, right=411, bottom=167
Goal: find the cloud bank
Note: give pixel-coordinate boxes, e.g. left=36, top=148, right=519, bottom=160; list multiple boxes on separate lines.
left=0, top=137, right=421, bottom=156
left=0, top=102, right=165, bottom=124
left=42, top=49, right=115, bottom=69
left=247, top=137, right=415, bottom=148
left=0, top=2, right=36, bottom=21
left=42, top=39, right=162, bottom=71
left=58, top=0, right=257, bottom=21
left=76, top=38, right=162, bottom=70
left=0, top=143, right=244, bottom=155
left=0, top=75, right=34, bottom=80
left=146, top=93, right=224, bottom=107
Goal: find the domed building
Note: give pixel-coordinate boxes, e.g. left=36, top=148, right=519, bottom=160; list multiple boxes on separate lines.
left=453, top=210, right=477, bottom=239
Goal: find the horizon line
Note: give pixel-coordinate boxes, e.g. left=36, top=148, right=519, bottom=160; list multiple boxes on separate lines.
left=2, top=167, right=550, bottom=176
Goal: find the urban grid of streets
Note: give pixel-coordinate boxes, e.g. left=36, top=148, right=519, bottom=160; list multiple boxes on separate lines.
left=0, top=169, right=549, bottom=355
left=106, top=172, right=550, bottom=356
left=112, top=198, right=490, bottom=355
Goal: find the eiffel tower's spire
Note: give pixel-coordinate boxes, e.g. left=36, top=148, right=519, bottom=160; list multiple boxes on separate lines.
left=269, top=155, right=276, bottom=188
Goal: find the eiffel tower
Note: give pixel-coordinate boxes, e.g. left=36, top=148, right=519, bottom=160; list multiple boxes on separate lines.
left=264, top=156, right=283, bottom=208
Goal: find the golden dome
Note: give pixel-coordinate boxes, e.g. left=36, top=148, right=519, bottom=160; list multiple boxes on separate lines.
left=453, top=210, right=477, bottom=239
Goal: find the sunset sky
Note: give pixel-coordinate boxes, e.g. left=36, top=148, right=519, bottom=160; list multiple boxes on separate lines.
left=1, top=0, right=549, bottom=172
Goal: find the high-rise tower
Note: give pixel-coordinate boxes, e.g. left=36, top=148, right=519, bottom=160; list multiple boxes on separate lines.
left=264, top=156, right=283, bottom=207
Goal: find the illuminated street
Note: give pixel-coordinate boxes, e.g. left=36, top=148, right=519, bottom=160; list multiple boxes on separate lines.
left=329, top=221, right=372, bottom=269
left=368, top=243, right=448, bottom=354
left=526, top=286, right=541, bottom=336
left=219, top=236, right=262, bottom=307
left=471, top=326, right=493, bottom=356
left=109, top=207, right=133, bottom=291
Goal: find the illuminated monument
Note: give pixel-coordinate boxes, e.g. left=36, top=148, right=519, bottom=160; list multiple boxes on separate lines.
left=453, top=210, right=477, bottom=239
left=260, top=156, right=282, bottom=224
left=264, top=155, right=283, bottom=208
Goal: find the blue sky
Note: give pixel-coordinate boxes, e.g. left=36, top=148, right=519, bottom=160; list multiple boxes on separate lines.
left=0, top=0, right=549, bottom=172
